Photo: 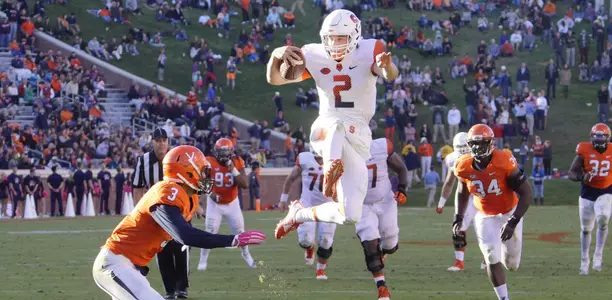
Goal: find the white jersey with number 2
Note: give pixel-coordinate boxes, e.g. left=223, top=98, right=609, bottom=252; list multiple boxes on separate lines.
left=364, top=138, right=394, bottom=204
left=301, top=39, right=386, bottom=125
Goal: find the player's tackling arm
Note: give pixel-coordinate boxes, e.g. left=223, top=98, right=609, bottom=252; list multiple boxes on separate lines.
left=568, top=155, right=586, bottom=182
left=151, top=204, right=236, bottom=248
left=507, top=168, right=532, bottom=221
left=266, top=46, right=307, bottom=85
left=387, top=152, right=408, bottom=189
left=280, top=165, right=301, bottom=211
left=438, top=169, right=457, bottom=211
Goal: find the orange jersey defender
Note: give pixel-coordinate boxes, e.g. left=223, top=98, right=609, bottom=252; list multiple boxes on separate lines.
left=454, top=150, right=519, bottom=215
left=207, top=156, right=245, bottom=204
left=576, top=142, right=612, bottom=189
left=104, top=181, right=198, bottom=266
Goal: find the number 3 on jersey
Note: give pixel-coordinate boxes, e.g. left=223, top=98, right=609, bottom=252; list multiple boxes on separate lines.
left=333, top=75, right=354, bottom=108
left=471, top=179, right=502, bottom=198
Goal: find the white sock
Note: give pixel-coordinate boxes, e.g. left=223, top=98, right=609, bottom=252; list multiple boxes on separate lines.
left=455, top=250, right=465, bottom=261
left=494, top=284, right=508, bottom=300
left=581, top=231, right=592, bottom=260
left=241, top=246, right=254, bottom=264
left=317, top=263, right=326, bottom=270
left=199, top=248, right=210, bottom=264
left=374, top=274, right=385, bottom=283
left=595, top=227, right=608, bottom=258
left=295, top=202, right=346, bottom=224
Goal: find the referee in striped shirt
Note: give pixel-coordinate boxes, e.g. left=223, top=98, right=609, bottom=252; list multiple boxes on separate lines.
left=133, top=128, right=190, bottom=299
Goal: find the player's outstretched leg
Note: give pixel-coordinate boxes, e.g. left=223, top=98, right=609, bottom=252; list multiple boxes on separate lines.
left=361, top=239, right=391, bottom=300
left=314, top=223, right=336, bottom=280
left=319, top=123, right=346, bottom=199
left=297, top=222, right=316, bottom=265
left=275, top=201, right=345, bottom=240
left=592, top=196, right=611, bottom=271
left=448, top=231, right=467, bottom=272
left=579, top=197, right=596, bottom=275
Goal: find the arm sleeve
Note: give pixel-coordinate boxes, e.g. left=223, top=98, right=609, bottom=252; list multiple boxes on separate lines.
left=151, top=204, right=236, bottom=249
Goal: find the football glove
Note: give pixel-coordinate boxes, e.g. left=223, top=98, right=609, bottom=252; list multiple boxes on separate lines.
left=394, top=184, right=407, bottom=204
left=234, top=230, right=267, bottom=247
left=452, top=231, right=467, bottom=250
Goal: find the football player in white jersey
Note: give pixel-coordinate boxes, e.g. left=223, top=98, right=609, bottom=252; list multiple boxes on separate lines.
left=279, top=149, right=337, bottom=280
left=267, top=9, right=399, bottom=240
left=436, top=132, right=483, bottom=272
left=356, top=138, right=408, bottom=300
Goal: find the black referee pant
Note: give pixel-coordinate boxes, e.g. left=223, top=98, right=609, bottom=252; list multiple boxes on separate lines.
left=157, top=240, right=189, bottom=295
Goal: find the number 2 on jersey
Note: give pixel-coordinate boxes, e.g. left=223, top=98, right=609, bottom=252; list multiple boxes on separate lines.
left=367, top=164, right=377, bottom=188
left=589, top=160, right=610, bottom=176
left=333, top=75, right=354, bottom=108
left=471, top=179, right=502, bottom=198
left=308, top=173, right=324, bottom=191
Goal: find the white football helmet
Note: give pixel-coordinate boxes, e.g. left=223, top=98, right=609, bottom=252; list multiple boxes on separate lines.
left=453, top=132, right=470, bottom=155
left=320, top=9, right=361, bottom=60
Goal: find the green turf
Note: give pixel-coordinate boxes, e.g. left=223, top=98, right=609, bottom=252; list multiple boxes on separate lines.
left=34, top=1, right=605, bottom=168
left=0, top=206, right=609, bottom=300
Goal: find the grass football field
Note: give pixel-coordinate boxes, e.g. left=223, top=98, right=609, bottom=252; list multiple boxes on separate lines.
left=1, top=205, right=611, bottom=300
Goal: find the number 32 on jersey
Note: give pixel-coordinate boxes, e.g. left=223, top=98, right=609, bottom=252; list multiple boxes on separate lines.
left=588, top=160, right=610, bottom=176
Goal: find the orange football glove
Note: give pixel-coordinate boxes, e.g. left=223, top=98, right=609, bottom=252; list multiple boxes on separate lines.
left=394, top=184, right=407, bottom=204
left=436, top=207, right=443, bottom=214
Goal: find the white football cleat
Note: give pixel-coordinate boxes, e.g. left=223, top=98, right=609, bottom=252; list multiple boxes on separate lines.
left=242, top=252, right=257, bottom=268
left=447, top=260, right=464, bottom=272
left=592, top=255, right=603, bottom=272
left=315, top=269, right=328, bottom=280
left=580, top=258, right=590, bottom=275
left=197, top=262, right=207, bottom=271
left=274, top=200, right=304, bottom=240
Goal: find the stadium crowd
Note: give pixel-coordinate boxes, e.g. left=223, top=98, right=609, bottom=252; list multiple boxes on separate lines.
left=0, top=0, right=608, bottom=198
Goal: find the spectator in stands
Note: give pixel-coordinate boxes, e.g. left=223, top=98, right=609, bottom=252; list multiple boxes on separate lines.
left=447, top=103, right=460, bottom=138
left=272, top=91, right=282, bottom=112
left=208, top=96, right=224, bottom=127
left=256, top=148, right=267, bottom=167
left=273, top=110, right=288, bottom=132
left=516, top=63, right=530, bottom=92
left=423, top=166, right=440, bottom=208
left=266, top=7, right=282, bottom=29
left=544, top=59, right=558, bottom=101
left=0, top=16, right=9, bottom=48
left=249, top=120, right=261, bottom=150
left=260, top=121, right=271, bottom=150
left=418, top=137, right=432, bottom=178
left=598, top=84, right=610, bottom=124
left=157, top=48, right=166, bottom=81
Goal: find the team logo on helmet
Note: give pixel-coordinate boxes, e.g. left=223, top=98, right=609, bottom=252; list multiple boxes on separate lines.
left=350, top=14, right=359, bottom=23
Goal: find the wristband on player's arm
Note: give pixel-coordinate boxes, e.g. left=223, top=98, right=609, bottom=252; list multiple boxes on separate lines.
left=280, top=193, right=289, bottom=203
left=438, top=196, right=447, bottom=208
left=506, top=215, right=521, bottom=228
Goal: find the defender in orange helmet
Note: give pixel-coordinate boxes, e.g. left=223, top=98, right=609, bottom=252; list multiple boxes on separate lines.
left=93, top=145, right=266, bottom=300
left=197, top=138, right=255, bottom=271
left=569, top=123, right=612, bottom=275
left=453, top=124, right=532, bottom=300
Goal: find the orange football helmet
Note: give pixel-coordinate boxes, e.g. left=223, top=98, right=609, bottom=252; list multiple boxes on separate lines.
left=163, top=145, right=213, bottom=194
left=591, top=123, right=611, bottom=151
left=467, top=124, right=495, bottom=159
left=214, top=138, right=234, bottom=165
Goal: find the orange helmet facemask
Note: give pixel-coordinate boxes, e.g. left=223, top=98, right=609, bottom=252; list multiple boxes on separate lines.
left=163, top=145, right=214, bottom=195
left=214, top=138, right=234, bottom=165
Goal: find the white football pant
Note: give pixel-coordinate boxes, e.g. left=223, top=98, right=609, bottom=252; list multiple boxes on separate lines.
left=93, top=248, right=164, bottom=300
left=355, top=196, right=399, bottom=250
left=310, top=116, right=371, bottom=223
left=298, top=197, right=337, bottom=248
left=579, top=196, right=612, bottom=233
left=474, top=207, right=523, bottom=271
left=199, top=198, right=250, bottom=264
left=460, top=195, right=477, bottom=232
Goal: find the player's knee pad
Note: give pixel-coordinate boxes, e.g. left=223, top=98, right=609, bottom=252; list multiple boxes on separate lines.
left=582, top=230, right=591, bottom=236
left=381, top=235, right=399, bottom=254
left=382, top=244, right=399, bottom=255
left=317, top=246, right=333, bottom=259
left=502, top=256, right=521, bottom=272
left=318, top=235, right=334, bottom=250
left=298, top=234, right=314, bottom=250
left=453, top=231, right=468, bottom=251
left=597, top=215, right=610, bottom=230
left=361, top=239, right=384, bottom=273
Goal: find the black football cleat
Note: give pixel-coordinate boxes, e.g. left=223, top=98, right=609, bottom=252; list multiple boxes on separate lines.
left=164, top=292, right=177, bottom=299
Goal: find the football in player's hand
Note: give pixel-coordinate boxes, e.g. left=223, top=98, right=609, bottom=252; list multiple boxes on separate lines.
left=280, top=50, right=305, bottom=80
left=583, top=171, right=594, bottom=183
